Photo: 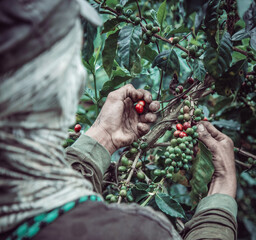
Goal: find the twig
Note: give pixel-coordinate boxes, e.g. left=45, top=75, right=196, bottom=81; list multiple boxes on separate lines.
left=235, top=147, right=256, bottom=160
left=126, top=151, right=141, bottom=183
left=135, top=0, right=141, bottom=19
left=157, top=70, right=164, bottom=101
left=235, top=159, right=251, bottom=168
left=233, top=47, right=256, bottom=61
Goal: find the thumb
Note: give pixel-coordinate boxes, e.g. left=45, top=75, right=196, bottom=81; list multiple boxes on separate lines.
left=197, top=123, right=217, bottom=152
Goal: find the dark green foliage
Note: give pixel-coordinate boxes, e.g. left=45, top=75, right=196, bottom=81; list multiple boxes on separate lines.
left=71, top=1, right=256, bottom=238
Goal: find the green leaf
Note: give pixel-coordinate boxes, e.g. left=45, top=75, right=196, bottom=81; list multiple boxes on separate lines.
left=183, top=0, right=208, bottom=15
left=157, top=0, right=167, bottom=30
left=140, top=44, right=158, bottom=62
left=215, top=59, right=247, bottom=95
left=237, top=0, right=253, bottom=20
left=102, top=18, right=120, bottom=33
left=243, top=2, right=256, bottom=31
left=231, top=29, right=250, bottom=41
left=204, top=0, right=220, bottom=48
left=102, top=30, right=119, bottom=77
left=190, top=141, right=214, bottom=208
left=211, top=119, right=241, bottom=131
left=192, top=59, right=206, bottom=81
left=83, top=56, right=95, bottom=75
left=165, top=26, right=191, bottom=37
left=152, top=50, right=180, bottom=75
left=250, top=27, right=256, bottom=50
left=135, top=183, right=148, bottom=191
left=118, top=24, right=142, bottom=71
left=155, top=193, right=185, bottom=218
left=194, top=2, right=208, bottom=34
left=100, top=67, right=132, bottom=97
left=203, top=32, right=233, bottom=78
left=82, top=21, right=97, bottom=62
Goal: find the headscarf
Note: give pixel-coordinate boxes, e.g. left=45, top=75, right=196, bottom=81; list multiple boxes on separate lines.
left=0, top=20, right=100, bottom=233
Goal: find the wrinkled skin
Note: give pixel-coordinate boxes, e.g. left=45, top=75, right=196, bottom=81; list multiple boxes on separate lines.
left=86, top=84, right=160, bottom=155
left=197, top=121, right=236, bottom=198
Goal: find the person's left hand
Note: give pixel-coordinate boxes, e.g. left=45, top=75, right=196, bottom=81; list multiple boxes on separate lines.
left=85, top=84, right=160, bottom=155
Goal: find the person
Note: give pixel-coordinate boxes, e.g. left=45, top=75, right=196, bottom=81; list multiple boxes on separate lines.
left=0, top=0, right=237, bottom=239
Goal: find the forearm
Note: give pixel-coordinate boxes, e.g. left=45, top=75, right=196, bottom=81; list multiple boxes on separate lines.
left=65, top=134, right=111, bottom=193
left=207, top=174, right=237, bottom=198
left=181, top=194, right=237, bottom=240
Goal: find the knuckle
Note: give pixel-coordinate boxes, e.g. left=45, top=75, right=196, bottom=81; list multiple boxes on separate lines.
left=225, top=137, right=234, bottom=147
left=107, top=92, right=116, bottom=100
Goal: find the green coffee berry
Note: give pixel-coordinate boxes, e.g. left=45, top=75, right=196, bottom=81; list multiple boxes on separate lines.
left=166, top=173, right=173, bottom=179
left=121, top=156, right=129, bottom=166
left=171, top=139, right=178, bottom=146
left=120, top=189, right=127, bottom=197
left=118, top=166, right=127, bottom=172
left=137, top=171, right=145, bottom=180
left=146, top=23, right=153, bottom=30
left=153, top=169, right=161, bottom=176
left=194, top=108, right=202, bottom=116
left=165, top=158, right=172, bottom=165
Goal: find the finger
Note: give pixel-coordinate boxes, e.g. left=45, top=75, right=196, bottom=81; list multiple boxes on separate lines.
left=197, top=123, right=217, bottom=152
left=200, top=121, right=226, bottom=142
left=137, top=123, right=150, bottom=136
left=139, top=112, right=157, bottom=123
left=149, top=101, right=160, bottom=112
left=110, top=84, right=143, bottom=102
left=137, top=89, right=152, bottom=104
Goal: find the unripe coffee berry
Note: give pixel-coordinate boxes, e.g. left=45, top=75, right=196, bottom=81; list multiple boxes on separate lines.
left=183, top=105, right=190, bottom=113
left=120, top=189, right=127, bottom=197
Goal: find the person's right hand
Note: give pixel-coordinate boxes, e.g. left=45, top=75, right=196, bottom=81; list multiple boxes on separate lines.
left=197, top=121, right=237, bottom=198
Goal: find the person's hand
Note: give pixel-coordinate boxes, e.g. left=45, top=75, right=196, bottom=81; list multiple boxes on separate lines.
left=85, top=84, right=160, bottom=155
left=197, top=121, right=237, bottom=198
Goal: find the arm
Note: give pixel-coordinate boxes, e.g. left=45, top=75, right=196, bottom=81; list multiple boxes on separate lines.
left=181, top=121, right=237, bottom=240
left=65, top=84, right=159, bottom=192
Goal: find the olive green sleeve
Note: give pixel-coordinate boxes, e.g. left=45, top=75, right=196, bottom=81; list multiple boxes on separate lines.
left=181, top=194, right=237, bottom=240
left=65, top=134, right=111, bottom=194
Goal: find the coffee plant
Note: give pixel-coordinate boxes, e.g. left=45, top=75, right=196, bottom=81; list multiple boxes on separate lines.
left=64, top=0, right=256, bottom=238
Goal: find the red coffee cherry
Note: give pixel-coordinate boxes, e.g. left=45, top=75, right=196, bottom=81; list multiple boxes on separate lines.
left=187, top=77, right=194, bottom=84
left=179, top=131, right=187, bottom=138
left=74, top=124, right=82, bottom=133
left=173, top=130, right=181, bottom=138
left=177, top=85, right=184, bottom=93
left=137, top=100, right=145, bottom=106
left=135, top=103, right=144, bottom=114
left=183, top=122, right=191, bottom=130
left=176, top=123, right=183, bottom=131
left=203, top=117, right=208, bottom=121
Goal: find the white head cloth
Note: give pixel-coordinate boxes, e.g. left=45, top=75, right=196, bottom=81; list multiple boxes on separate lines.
left=0, top=20, right=97, bottom=233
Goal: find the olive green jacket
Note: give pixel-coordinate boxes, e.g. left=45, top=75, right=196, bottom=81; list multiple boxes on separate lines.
left=65, top=134, right=237, bottom=240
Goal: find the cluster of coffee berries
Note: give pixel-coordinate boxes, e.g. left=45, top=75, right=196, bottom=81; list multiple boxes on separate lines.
left=118, top=141, right=148, bottom=177
left=152, top=101, right=204, bottom=179
left=115, top=5, right=141, bottom=25
left=105, top=185, right=134, bottom=203
left=247, top=157, right=256, bottom=166
left=181, top=44, right=204, bottom=60
left=143, top=23, right=160, bottom=45
left=177, top=100, right=205, bottom=123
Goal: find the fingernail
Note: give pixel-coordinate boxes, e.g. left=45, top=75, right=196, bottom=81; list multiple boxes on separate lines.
left=197, top=124, right=205, bottom=132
